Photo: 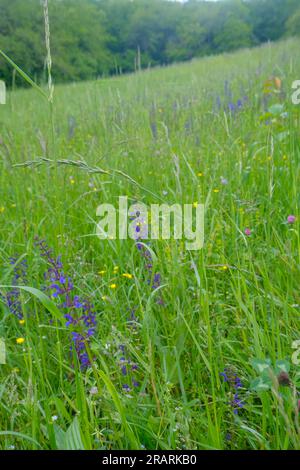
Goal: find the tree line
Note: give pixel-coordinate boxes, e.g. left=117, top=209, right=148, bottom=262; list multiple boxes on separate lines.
left=0, top=0, right=300, bottom=86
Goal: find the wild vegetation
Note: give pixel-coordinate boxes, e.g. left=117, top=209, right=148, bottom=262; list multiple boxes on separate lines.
left=0, top=33, right=300, bottom=449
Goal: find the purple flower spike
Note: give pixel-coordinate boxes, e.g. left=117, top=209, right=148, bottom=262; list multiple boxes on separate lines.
left=35, top=238, right=97, bottom=369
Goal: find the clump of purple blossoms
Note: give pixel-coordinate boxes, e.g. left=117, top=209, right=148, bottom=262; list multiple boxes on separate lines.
left=220, top=368, right=245, bottom=415
left=1, top=257, right=28, bottom=319
left=227, top=97, right=248, bottom=115
left=35, top=238, right=97, bottom=369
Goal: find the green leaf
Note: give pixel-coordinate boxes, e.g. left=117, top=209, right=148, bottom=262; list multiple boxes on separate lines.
left=0, top=285, right=64, bottom=324
left=251, top=358, right=272, bottom=374
left=0, top=48, right=48, bottom=99
left=65, top=416, right=85, bottom=450
left=268, top=104, right=284, bottom=116
left=250, top=376, right=271, bottom=392
left=275, top=360, right=290, bottom=374
left=53, top=425, right=66, bottom=450
left=0, top=430, right=41, bottom=448
left=53, top=417, right=85, bottom=450
left=98, top=369, right=140, bottom=449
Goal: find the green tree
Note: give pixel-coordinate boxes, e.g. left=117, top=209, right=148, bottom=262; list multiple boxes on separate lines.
left=286, top=8, right=300, bottom=36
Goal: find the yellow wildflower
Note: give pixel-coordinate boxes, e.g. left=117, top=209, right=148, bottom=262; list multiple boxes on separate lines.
left=16, top=338, right=25, bottom=345
left=122, top=273, right=133, bottom=279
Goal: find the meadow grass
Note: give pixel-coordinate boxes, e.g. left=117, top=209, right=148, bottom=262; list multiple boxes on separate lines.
left=0, top=38, right=300, bottom=450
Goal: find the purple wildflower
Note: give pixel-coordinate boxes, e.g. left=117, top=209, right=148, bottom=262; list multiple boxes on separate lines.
left=231, top=393, right=245, bottom=415
left=287, top=215, right=296, bottom=224
left=220, top=368, right=245, bottom=415
left=2, top=257, right=28, bottom=319
left=35, top=238, right=97, bottom=369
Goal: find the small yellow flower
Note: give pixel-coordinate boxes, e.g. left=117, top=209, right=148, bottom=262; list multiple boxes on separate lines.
left=213, top=189, right=220, bottom=193
left=197, top=172, right=203, bottom=177
left=19, top=319, right=25, bottom=325
left=122, top=273, right=133, bottom=279
left=0, top=206, right=5, bottom=213
left=16, top=338, right=25, bottom=345
left=69, top=177, right=75, bottom=184
left=98, top=270, right=106, bottom=275
left=109, top=284, right=117, bottom=289
left=113, top=266, right=119, bottom=272
left=193, top=202, right=198, bottom=208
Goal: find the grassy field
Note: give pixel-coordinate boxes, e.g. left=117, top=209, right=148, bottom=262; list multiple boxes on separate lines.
left=1, top=38, right=300, bottom=450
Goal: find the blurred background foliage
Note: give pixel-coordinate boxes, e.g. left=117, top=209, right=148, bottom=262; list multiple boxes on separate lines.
left=0, top=0, right=300, bottom=86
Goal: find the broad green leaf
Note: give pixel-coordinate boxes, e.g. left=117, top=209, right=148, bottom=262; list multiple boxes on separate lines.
left=251, top=358, right=271, bottom=374
left=53, top=417, right=85, bottom=450
left=53, top=425, right=66, bottom=450
left=275, top=360, right=290, bottom=374
left=250, top=377, right=271, bottom=392
left=268, top=104, right=284, bottom=115
left=65, top=416, right=85, bottom=450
